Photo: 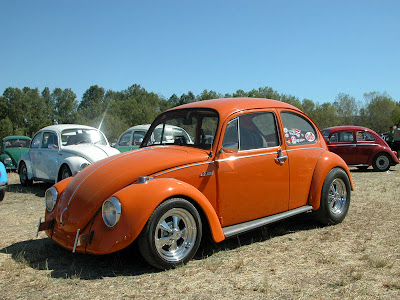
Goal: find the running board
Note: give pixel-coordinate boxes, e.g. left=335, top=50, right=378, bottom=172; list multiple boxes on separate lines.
left=222, top=205, right=313, bottom=239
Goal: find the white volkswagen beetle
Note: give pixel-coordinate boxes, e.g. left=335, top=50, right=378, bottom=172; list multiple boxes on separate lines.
left=18, top=124, right=120, bottom=185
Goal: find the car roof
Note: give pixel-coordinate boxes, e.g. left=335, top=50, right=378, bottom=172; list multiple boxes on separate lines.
left=124, top=124, right=152, bottom=132
left=323, top=125, right=374, bottom=132
left=4, top=136, right=31, bottom=141
left=169, top=98, right=301, bottom=119
left=38, top=124, right=99, bottom=134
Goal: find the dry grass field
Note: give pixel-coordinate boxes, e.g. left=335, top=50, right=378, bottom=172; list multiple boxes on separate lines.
left=0, top=166, right=399, bottom=299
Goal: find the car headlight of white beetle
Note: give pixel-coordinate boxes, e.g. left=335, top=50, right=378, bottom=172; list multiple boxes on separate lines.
left=102, top=197, right=121, bottom=227
left=80, top=163, right=90, bottom=170
left=45, top=187, right=58, bottom=212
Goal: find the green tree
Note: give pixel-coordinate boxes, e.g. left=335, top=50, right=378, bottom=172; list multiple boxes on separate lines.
left=333, top=93, right=359, bottom=125
left=51, top=88, right=78, bottom=124
left=363, top=92, right=398, bottom=132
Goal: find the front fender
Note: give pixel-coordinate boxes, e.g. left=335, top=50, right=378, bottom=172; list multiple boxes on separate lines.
left=309, top=151, right=354, bottom=210
left=17, top=153, right=33, bottom=180
left=57, top=156, right=90, bottom=182
left=84, top=177, right=224, bottom=255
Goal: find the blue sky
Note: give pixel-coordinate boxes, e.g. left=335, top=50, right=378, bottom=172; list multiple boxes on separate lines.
left=1, top=0, right=399, bottom=104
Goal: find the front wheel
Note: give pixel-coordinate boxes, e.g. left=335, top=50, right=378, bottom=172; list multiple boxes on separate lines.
left=19, top=162, right=33, bottom=186
left=372, top=153, right=390, bottom=172
left=60, top=165, right=72, bottom=181
left=138, top=198, right=202, bottom=269
left=316, top=168, right=351, bottom=225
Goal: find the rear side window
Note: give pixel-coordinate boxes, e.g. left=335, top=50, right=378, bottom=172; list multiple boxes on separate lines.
left=281, top=112, right=318, bottom=146
left=356, top=131, right=376, bottom=142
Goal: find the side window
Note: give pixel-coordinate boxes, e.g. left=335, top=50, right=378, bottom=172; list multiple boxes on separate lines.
left=339, top=132, right=354, bottom=142
left=42, top=132, right=58, bottom=148
left=329, top=133, right=338, bottom=143
left=133, top=131, right=146, bottom=146
left=281, top=112, right=318, bottom=146
left=31, top=133, right=42, bottom=149
left=356, top=131, right=376, bottom=142
left=239, top=112, right=278, bottom=150
left=118, top=132, right=132, bottom=146
left=222, top=118, right=238, bottom=150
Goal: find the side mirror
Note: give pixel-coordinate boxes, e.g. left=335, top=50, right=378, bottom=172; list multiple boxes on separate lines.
left=220, top=143, right=238, bottom=153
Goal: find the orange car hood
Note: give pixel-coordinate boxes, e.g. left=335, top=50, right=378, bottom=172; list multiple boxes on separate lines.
left=56, top=146, right=210, bottom=232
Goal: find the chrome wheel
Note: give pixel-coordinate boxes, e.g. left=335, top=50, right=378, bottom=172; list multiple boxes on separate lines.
left=328, top=178, right=347, bottom=215
left=154, top=208, right=197, bottom=263
left=19, top=163, right=32, bottom=186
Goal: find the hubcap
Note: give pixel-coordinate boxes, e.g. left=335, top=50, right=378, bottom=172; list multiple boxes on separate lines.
left=154, top=208, right=197, bottom=263
left=377, top=155, right=389, bottom=170
left=328, top=178, right=347, bottom=215
left=20, top=165, right=27, bottom=182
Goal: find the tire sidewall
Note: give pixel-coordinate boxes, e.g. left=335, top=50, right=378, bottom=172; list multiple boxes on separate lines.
left=373, top=153, right=390, bottom=172
left=318, top=168, right=351, bottom=225
left=139, top=198, right=202, bottom=269
left=61, top=165, right=72, bottom=180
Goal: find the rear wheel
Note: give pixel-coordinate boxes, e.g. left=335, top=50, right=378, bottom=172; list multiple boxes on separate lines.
left=0, top=190, right=4, bottom=201
left=372, top=153, right=390, bottom=172
left=19, top=162, right=33, bottom=186
left=138, top=198, right=202, bottom=269
left=316, top=168, right=351, bottom=225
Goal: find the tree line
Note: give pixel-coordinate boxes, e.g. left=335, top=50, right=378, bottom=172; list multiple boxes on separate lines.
left=0, top=84, right=399, bottom=142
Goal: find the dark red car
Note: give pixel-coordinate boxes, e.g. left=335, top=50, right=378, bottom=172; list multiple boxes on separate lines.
left=322, top=126, right=399, bottom=171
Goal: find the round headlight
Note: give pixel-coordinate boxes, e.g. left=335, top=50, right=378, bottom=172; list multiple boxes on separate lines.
left=102, top=197, right=121, bottom=227
left=80, top=163, right=89, bottom=170
left=45, top=187, right=58, bottom=212
left=4, top=157, right=11, bottom=165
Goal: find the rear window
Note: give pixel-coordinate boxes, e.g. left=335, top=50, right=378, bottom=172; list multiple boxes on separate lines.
left=281, top=112, right=318, bottom=146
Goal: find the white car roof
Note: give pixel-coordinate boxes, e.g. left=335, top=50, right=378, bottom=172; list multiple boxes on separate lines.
left=39, top=124, right=99, bottom=134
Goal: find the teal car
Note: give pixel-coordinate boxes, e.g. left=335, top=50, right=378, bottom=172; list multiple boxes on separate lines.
left=0, top=162, right=7, bottom=201
left=0, top=136, right=31, bottom=171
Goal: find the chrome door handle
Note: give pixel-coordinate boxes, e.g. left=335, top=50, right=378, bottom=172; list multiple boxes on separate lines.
left=275, top=148, right=288, bottom=165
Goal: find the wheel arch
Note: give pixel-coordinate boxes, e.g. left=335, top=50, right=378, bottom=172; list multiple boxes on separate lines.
left=85, top=177, right=225, bottom=255
left=17, top=153, right=33, bottom=180
left=369, top=150, right=396, bottom=166
left=308, top=150, right=354, bottom=210
left=56, top=156, right=90, bottom=182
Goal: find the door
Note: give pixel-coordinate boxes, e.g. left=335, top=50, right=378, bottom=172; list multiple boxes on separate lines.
left=217, top=110, right=290, bottom=227
left=36, top=131, right=59, bottom=180
left=356, top=130, right=377, bottom=164
left=328, top=131, right=357, bottom=165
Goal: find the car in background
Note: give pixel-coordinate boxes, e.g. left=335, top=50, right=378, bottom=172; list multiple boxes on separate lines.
left=322, top=126, right=399, bottom=171
left=18, top=124, right=120, bottom=185
left=38, top=98, right=353, bottom=269
left=115, top=124, right=193, bottom=152
left=0, top=136, right=31, bottom=171
left=0, top=162, right=7, bottom=201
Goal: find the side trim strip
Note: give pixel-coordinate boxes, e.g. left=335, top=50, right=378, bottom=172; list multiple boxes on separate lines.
left=223, top=205, right=313, bottom=238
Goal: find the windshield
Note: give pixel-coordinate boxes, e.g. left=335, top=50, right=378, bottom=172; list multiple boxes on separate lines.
left=143, top=108, right=219, bottom=150
left=4, top=139, right=30, bottom=148
left=61, top=129, right=107, bottom=146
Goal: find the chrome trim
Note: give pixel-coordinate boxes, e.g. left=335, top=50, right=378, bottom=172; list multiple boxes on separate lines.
left=136, top=176, right=154, bottom=184
left=60, top=207, right=67, bottom=225
left=72, top=229, right=80, bottom=253
left=154, top=161, right=214, bottom=177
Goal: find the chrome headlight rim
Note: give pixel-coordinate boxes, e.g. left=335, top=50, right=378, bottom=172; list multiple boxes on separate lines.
left=102, top=197, right=121, bottom=228
left=45, top=187, right=58, bottom=212
left=4, top=157, right=12, bottom=165
left=80, top=162, right=90, bottom=171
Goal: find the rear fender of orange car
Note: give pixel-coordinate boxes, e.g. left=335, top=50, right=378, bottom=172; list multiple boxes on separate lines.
left=308, top=150, right=354, bottom=210
left=84, top=177, right=225, bottom=255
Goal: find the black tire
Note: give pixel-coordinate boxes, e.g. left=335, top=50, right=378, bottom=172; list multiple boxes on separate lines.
left=138, top=198, right=202, bottom=269
left=60, top=165, right=72, bottom=181
left=372, top=153, right=391, bottom=172
left=0, top=190, right=4, bottom=202
left=19, top=162, right=33, bottom=186
left=316, top=168, right=351, bottom=225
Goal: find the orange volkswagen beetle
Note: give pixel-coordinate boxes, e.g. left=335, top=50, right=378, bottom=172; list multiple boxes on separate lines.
left=37, top=98, right=353, bottom=269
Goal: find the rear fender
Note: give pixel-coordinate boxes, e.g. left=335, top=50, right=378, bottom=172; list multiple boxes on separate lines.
left=309, top=151, right=354, bottom=210
left=85, top=177, right=224, bottom=254
left=367, top=147, right=399, bottom=165
left=17, top=153, right=33, bottom=180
